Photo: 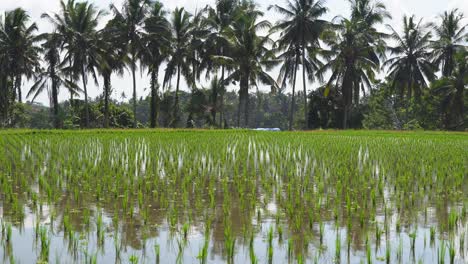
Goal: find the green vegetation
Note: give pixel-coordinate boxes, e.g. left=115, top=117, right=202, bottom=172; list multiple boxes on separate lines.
left=0, top=0, right=466, bottom=130
left=0, top=129, right=466, bottom=263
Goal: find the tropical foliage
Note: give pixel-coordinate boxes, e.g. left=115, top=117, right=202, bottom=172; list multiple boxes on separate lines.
left=0, top=0, right=466, bottom=130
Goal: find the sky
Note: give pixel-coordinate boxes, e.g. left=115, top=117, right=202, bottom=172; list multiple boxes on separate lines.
left=1, top=0, right=467, bottom=106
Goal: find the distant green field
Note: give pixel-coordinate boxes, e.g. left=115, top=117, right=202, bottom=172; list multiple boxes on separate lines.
left=0, top=130, right=467, bottom=263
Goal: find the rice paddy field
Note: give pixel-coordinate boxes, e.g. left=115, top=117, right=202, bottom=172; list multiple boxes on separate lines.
left=0, top=130, right=467, bottom=264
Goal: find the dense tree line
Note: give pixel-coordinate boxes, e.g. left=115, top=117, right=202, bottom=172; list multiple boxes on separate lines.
left=0, top=0, right=467, bottom=130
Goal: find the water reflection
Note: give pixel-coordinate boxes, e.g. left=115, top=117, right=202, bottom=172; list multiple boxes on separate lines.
left=0, top=132, right=467, bottom=263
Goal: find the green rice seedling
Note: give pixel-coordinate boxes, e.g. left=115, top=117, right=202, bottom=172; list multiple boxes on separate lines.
left=288, top=238, right=293, bottom=260
left=154, top=243, right=160, bottom=264
left=197, top=238, right=209, bottom=264
left=249, top=245, right=257, bottom=264
left=39, top=226, right=50, bottom=262
left=366, top=236, right=372, bottom=264
left=319, top=221, right=324, bottom=245
left=448, top=210, right=458, bottom=232
left=396, top=219, right=401, bottom=234
left=448, top=241, right=455, bottom=264
left=409, top=231, right=417, bottom=253
left=335, top=232, right=341, bottom=263
left=430, top=226, right=436, bottom=245
left=6, top=223, right=12, bottom=244
left=182, top=222, right=190, bottom=241
left=438, top=242, right=446, bottom=264
left=396, top=238, right=403, bottom=263
left=129, top=254, right=139, bottom=264
left=277, top=225, right=283, bottom=243
left=176, top=238, right=184, bottom=264
left=375, top=223, right=382, bottom=246
left=385, top=242, right=391, bottom=264
left=268, top=226, right=274, bottom=264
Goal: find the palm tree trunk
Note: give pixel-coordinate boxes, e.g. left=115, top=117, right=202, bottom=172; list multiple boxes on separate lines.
left=172, top=64, right=181, bottom=128
left=289, top=56, right=299, bottom=131
left=219, top=65, right=225, bottom=128
left=255, top=88, right=261, bottom=127
left=15, top=75, right=22, bottom=103
left=69, top=59, right=74, bottom=112
left=131, top=55, right=137, bottom=128
left=150, top=69, right=159, bottom=128
left=211, top=79, right=218, bottom=125
left=342, top=69, right=353, bottom=130
left=301, top=45, right=307, bottom=129
left=238, top=75, right=248, bottom=128
left=81, top=65, right=90, bottom=128
left=237, top=90, right=241, bottom=128
left=407, top=78, right=412, bottom=100
left=0, top=75, right=9, bottom=126
left=52, top=72, right=60, bottom=129
left=455, top=76, right=464, bottom=128
left=103, top=73, right=111, bottom=129
left=244, top=80, right=250, bottom=128
left=242, top=72, right=251, bottom=128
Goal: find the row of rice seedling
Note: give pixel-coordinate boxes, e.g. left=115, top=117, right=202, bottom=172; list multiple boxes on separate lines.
left=0, top=130, right=466, bottom=263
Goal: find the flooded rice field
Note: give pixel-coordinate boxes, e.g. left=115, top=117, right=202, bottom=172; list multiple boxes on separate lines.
left=0, top=130, right=467, bottom=263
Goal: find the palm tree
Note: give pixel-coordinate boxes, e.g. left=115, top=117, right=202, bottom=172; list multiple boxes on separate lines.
left=163, top=7, right=193, bottom=128
left=204, top=0, right=239, bottom=126
left=384, top=15, right=437, bottom=100
left=142, top=1, right=171, bottom=128
left=217, top=1, right=278, bottom=127
left=41, top=0, right=80, bottom=107
left=98, top=22, right=128, bottom=128
left=68, top=2, right=104, bottom=128
left=431, top=9, right=467, bottom=77
left=319, top=0, right=388, bottom=129
left=0, top=8, right=41, bottom=104
left=432, top=50, right=467, bottom=129
left=110, top=0, right=151, bottom=128
left=28, top=33, right=80, bottom=128
left=43, top=1, right=104, bottom=128
left=0, top=14, right=11, bottom=125
left=319, top=20, right=379, bottom=129
left=269, top=0, right=328, bottom=130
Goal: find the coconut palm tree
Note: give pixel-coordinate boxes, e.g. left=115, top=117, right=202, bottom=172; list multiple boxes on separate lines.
left=143, top=1, right=171, bottom=128
left=28, top=33, right=80, bottom=128
left=41, top=0, right=81, bottom=107
left=269, top=0, right=328, bottom=130
left=54, top=1, right=104, bottom=128
left=98, top=21, right=128, bottom=128
left=204, top=0, right=239, bottom=126
left=217, top=1, right=278, bottom=127
left=349, top=0, right=390, bottom=25
left=319, top=0, right=388, bottom=129
left=0, top=8, right=41, bottom=104
left=319, top=19, right=381, bottom=129
left=110, top=0, right=152, bottom=128
left=0, top=15, right=11, bottom=125
left=163, top=7, right=193, bottom=127
left=431, top=9, right=468, bottom=77
left=384, top=15, right=437, bottom=100
left=432, top=50, right=467, bottom=129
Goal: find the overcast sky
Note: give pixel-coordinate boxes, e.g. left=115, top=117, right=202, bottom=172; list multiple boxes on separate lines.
left=1, top=0, right=467, bottom=106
